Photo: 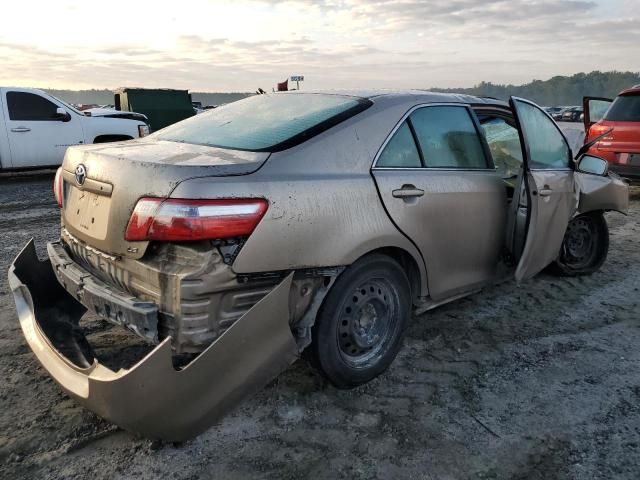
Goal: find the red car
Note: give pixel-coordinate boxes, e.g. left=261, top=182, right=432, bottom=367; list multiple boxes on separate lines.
left=584, top=86, right=640, bottom=182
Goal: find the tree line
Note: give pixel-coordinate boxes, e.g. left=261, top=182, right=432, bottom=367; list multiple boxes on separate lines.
left=432, top=71, right=640, bottom=106
left=43, top=71, right=640, bottom=108
left=44, top=89, right=251, bottom=107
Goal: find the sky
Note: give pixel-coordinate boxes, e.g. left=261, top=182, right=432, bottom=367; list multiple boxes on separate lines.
left=0, top=0, right=638, bottom=92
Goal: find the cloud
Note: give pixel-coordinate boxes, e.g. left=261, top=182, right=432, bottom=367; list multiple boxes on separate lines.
left=0, top=0, right=637, bottom=91
left=0, top=41, right=73, bottom=59
left=94, top=46, right=165, bottom=56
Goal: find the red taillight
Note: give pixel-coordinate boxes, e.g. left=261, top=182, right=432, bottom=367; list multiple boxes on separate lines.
left=125, top=198, right=269, bottom=242
left=125, top=198, right=162, bottom=241
left=586, top=123, right=609, bottom=143
left=54, top=167, right=63, bottom=208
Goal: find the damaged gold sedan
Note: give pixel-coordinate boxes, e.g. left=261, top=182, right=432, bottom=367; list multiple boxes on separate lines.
left=9, top=91, right=629, bottom=440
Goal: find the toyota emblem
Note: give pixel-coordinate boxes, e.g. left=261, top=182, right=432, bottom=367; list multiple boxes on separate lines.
left=75, top=164, right=87, bottom=186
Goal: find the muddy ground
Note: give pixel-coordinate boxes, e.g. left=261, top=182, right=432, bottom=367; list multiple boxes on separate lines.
left=0, top=175, right=639, bottom=480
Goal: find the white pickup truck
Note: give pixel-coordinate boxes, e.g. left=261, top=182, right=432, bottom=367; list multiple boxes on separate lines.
left=0, top=87, right=149, bottom=169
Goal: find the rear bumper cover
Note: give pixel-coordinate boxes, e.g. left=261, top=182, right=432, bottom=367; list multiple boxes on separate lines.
left=8, top=240, right=298, bottom=441
left=609, top=164, right=640, bottom=182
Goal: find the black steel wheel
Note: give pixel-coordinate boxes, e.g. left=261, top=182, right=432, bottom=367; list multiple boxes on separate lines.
left=310, top=254, right=411, bottom=388
left=551, top=211, right=609, bottom=276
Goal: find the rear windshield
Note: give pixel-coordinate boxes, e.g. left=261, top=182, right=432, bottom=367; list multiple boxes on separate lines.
left=153, top=93, right=371, bottom=151
left=604, top=94, right=640, bottom=122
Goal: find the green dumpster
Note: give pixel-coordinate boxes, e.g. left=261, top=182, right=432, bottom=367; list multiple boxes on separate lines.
left=114, top=88, right=195, bottom=132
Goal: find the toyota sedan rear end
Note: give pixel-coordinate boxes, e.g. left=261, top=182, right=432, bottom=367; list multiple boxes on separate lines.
left=10, top=92, right=415, bottom=439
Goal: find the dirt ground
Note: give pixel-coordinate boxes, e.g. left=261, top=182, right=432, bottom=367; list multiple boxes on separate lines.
left=1, top=175, right=639, bottom=480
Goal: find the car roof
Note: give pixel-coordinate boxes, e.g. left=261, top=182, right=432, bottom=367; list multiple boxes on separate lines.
left=620, top=86, right=640, bottom=96
left=279, top=89, right=509, bottom=108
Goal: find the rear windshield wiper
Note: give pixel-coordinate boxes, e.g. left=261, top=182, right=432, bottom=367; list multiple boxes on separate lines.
left=574, top=128, right=613, bottom=160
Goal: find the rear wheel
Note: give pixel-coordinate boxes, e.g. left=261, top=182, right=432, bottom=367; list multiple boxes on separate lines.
left=551, top=211, right=609, bottom=276
left=310, top=254, right=411, bottom=388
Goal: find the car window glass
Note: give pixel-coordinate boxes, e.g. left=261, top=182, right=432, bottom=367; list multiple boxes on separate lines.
left=154, top=93, right=367, bottom=151
left=410, top=106, right=487, bottom=168
left=479, top=117, right=523, bottom=179
left=7, top=92, right=59, bottom=121
left=588, top=99, right=611, bottom=123
left=513, top=100, right=570, bottom=169
left=376, top=121, right=421, bottom=168
left=604, top=95, right=640, bottom=122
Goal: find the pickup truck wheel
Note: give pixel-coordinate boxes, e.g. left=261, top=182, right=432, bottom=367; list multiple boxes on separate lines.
left=551, top=212, right=609, bottom=276
left=310, top=254, right=411, bottom=389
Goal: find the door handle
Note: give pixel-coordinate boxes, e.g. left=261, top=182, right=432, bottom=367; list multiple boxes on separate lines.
left=538, top=188, right=553, bottom=197
left=392, top=186, right=425, bottom=198
left=11, top=127, right=31, bottom=133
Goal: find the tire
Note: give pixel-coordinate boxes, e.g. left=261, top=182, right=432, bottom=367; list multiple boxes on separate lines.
left=551, top=211, right=609, bottom=276
left=93, top=135, right=133, bottom=144
left=310, top=254, right=411, bottom=388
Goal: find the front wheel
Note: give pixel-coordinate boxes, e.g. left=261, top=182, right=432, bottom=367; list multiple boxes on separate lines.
left=310, top=254, right=411, bottom=389
left=551, top=211, right=609, bottom=276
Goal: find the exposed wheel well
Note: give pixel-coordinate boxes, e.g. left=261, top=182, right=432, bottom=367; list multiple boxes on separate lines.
left=93, top=134, right=133, bottom=144
left=365, top=247, right=422, bottom=302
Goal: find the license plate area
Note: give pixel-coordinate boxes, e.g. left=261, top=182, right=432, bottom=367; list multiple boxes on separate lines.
left=64, top=183, right=111, bottom=240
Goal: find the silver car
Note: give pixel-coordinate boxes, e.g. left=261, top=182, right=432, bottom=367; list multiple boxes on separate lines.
left=9, top=90, right=628, bottom=440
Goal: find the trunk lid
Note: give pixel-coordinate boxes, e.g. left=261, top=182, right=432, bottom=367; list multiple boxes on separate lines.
left=61, top=139, right=269, bottom=259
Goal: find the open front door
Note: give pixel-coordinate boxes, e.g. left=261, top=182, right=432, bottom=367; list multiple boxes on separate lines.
left=509, top=97, right=576, bottom=282
left=583, top=96, right=612, bottom=131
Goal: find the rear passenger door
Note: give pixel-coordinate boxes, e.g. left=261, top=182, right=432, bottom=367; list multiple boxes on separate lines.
left=372, top=104, right=507, bottom=300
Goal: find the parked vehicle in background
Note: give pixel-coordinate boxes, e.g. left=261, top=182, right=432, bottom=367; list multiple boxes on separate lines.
left=561, top=106, right=583, bottom=122
left=83, top=107, right=148, bottom=123
left=550, top=106, right=569, bottom=121
left=74, top=103, right=99, bottom=111
left=9, top=91, right=628, bottom=441
left=115, top=88, right=196, bottom=132
left=0, top=87, right=149, bottom=170
left=584, top=86, right=640, bottom=182
left=544, top=106, right=564, bottom=118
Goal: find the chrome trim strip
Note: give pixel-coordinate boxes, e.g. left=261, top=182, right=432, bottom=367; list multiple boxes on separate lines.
left=529, top=168, right=573, bottom=172
left=62, top=228, right=118, bottom=261
left=62, top=170, right=113, bottom=196
left=373, top=167, right=498, bottom=172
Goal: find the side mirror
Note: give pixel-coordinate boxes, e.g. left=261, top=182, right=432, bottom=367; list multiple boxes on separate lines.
left=577, top=154, right=608, bottom=176
left=54, top=107, right=71, bottom=122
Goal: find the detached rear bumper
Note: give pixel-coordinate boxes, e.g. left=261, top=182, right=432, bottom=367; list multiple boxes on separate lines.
left=8, top=240, right=298, bottom=441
